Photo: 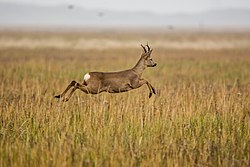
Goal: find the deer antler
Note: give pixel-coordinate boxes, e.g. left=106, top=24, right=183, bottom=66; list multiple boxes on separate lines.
left=146, top=43, right=151, bottom=52
left=141, top=44, right=147, bottom=53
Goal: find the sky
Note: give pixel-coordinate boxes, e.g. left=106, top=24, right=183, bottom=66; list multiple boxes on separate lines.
left=1, top=0, right=250, bottom=14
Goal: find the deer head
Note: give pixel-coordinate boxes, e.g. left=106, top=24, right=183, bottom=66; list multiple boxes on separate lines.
left=141, top=44, right=157, bottom=67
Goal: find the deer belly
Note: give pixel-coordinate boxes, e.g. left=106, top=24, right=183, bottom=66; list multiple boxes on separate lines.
left=106, top=83, right=132, bottom=93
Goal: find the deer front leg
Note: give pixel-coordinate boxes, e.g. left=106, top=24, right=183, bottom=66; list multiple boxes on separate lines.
left=146, top=82, right=156, bottom=98
left=134, top=79, right=155, bottom=98
left=148, top=82, right=156, bottom=95
left=54, top=80, right=77, bottom=99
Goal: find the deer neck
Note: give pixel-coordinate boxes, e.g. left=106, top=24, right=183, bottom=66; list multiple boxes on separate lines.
left=132, top=57, right=145, bottom=77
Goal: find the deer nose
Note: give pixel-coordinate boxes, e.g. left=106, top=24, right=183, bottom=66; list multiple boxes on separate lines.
left=153, top=63, right=157, bottom=67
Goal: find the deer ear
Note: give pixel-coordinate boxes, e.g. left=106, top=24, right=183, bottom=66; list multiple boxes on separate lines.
left=142, top=53, right=150, bottom=59
left=141, top=52, right=148, bottom=58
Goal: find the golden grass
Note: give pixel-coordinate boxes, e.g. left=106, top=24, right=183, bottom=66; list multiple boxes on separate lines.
left=1, top=31, right=250, bottom=50
left=0, top=31, right=250, bottom=167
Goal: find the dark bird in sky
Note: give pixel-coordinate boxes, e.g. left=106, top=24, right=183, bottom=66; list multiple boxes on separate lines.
left=68, top=5, right=74, bottom=9
left=98, top=12, right=104, bottom=17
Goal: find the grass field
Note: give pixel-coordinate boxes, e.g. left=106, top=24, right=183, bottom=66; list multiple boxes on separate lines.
left=0, top=30, right=250, bottom=166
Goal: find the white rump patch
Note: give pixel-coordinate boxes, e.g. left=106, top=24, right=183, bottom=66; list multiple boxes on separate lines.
left=84, top=73, right=91, bottom=82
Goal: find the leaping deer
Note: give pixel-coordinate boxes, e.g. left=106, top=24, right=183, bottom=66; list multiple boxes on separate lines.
left=54, top=44, right=157, bottom=102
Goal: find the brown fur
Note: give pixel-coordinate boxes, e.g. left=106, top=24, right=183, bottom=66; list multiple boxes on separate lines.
left=55, top=44, right=157, bottom=102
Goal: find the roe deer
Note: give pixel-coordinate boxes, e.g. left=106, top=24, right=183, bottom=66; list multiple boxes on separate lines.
left=55, top=44, right=157, bottom=102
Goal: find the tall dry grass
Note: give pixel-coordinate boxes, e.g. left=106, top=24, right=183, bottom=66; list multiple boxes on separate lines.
left=0, top=31, right=250, bottom=166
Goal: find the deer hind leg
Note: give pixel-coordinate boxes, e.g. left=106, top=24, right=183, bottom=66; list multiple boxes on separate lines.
left=62, top=83, right=90, bottom=102
left=54, top=80, right=77, bottom=99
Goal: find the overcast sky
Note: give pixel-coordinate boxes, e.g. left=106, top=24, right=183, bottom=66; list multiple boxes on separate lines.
left=1, top=0, right=250, bottom=14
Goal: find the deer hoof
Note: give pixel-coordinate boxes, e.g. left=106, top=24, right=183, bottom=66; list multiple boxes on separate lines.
left=149, top=92, right=152, bottom=98
left=54, top=95, right=61, bottom=98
